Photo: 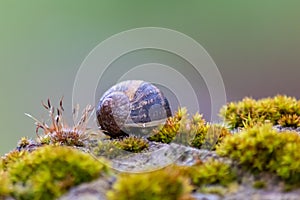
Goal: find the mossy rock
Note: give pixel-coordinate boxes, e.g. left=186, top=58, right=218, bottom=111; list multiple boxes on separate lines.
left=217, top=124, right=300, bottom=187
left=148, top=107, right=231, bottom=150
left=107, top=165, right=194, bottom=200
left=0, top=171, right=11, bottom=199
left=4, top=145, right=109, bottom=200
left=220, top=95, right=300, bottom=129
left=4, top=97, right=300, bottom=199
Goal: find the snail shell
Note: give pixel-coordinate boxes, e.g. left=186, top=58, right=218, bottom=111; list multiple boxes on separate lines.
left=96, top=80, right=172, bottom=138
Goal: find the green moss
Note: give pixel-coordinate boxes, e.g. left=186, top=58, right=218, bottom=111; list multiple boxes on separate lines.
left=219, top=97, right=258, bottom=129
left=219, top=95, right=300, bottom=129
left=269, top=131, right=300, bottom=184
left=148, top=107, right=188, bottom=144
left=273, top=95, right=300, bottom=116
left=113, top=136, right=149, bottom=153
left=187, top=113, right=207, bottom=147
left=7, top=145, right=108, bottom=200
left=148, top=108, right=231, bottom=149
left=0, top=171, right=11, bottom=198
left=278, top=114, right=300, bottom=128
left=39, top=134, right=51, bottom=145
left=1, top=150, right=28, bottom=171
left=216, top=124, right=277, bottom=171
left=89, top=140, right=125, bottom=160
left=216, top=124, right=300, bottom=186
left=186, top=159, right=236, bottom=187
left=252, top=181, right=266, bottom=189
left=115, top=159, right=236, bottom=198
left=107, top=166, right=194, bottom=200
left=191, top=124, right=232, bottom=150
left=198, top=185, right=227, bottom=196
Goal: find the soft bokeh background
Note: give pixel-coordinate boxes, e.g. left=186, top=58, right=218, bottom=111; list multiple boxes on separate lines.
left=0, top=1, right=299, bottom=155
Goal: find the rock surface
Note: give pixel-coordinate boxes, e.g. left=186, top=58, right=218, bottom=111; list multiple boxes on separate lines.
left=58, top=140, right=300, bottom=200
left=58, top=176, right=114, bottom=200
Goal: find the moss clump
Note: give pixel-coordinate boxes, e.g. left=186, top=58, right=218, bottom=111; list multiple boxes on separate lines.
left=26, top=99, right=94, bottom=147
left=0, top=171, right=11, bottom=198
left=191, top=124, right=232, bottom=150
left=7, top=145, right=108, bottom=200
left=269, top=131, right=300, bottom=184
left=186, top=113, right=207, bottom=147
left=107, top=159, right=236, bottom=200
left=253, top=181, right=266, bottom=189
left=1, top=150, right=28, bottom=171
left=89, top=140, right=123, bottom=159
left=113, top=136, right=149, bottom=153
left=216, top=124, right=277, bottom=171
left=148, top=108, right=231, bottom=149
left=107, top=166, right=194, bottom=200
left=148, top=107, right=188, bottom=144
left=216, top=124, right=300, bottom=185
left=278, top=114, right=300, bottom=128
left=182, top=159, right=236, bottom=187
left=219, top=95, right=300, bottom=129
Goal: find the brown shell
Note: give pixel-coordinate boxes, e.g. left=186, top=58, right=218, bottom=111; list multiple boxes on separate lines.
left=96, top=80, right=172, bottom=138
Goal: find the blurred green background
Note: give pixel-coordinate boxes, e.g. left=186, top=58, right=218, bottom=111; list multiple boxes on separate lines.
left=0, top=1, right=299, bottom=155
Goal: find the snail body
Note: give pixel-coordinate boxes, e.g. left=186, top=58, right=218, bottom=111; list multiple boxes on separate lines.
left=96, top=80, right=172, bottom=138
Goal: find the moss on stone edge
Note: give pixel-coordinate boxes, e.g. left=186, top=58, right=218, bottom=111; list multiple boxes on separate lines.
left=107, top=166, right=195, bottom=200
left=1, top=145, right=108, bottom=200
left=113, top=136, right=149, bottom=153
left=216, top=124, right=300, bottom=186
left=1, top=149, right=29, bottom=171
left=107, top=159, right=236, bottom=200
left=148, top=107, right=188, bottom=144
left=0, top=171, right=11, bottom=199
left=219, top=95, right=300, bottom=129
left=148, top=107, right=232, bottom=150
left=191, top=124, right=232, bottom=150
left=187, top=159, right=236, bottom=187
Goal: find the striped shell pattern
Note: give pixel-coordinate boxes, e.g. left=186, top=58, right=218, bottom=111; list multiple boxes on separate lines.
left=96, top=80, right=172, bottom=138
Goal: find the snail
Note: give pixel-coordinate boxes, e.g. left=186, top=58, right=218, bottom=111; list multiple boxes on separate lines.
left=96, top=80, right=172, bottom=138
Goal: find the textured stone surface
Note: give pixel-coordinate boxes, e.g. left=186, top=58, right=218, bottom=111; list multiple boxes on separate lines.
left=59, top=141, right=300, bottom=200
left=107, top=142, right=229, bottom=172
left=58, top=176, right=114, bottom=200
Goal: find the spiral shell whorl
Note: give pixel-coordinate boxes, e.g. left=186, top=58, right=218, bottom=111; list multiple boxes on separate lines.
left=97, top=91, right=130, bottom=138
left=97, top=80, right=172, bottom=138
